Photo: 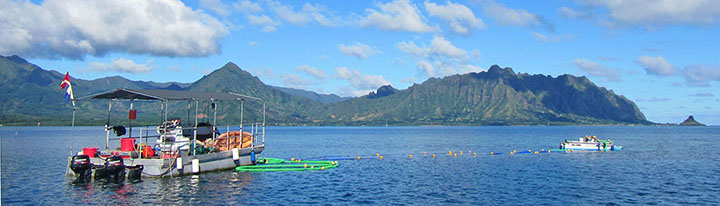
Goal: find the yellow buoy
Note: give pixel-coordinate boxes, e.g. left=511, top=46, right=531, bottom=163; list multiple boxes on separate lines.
left=290, top=158, right=295, bottom=161
left=357, top=156, right=361, bottom=160
left=459, top=151, right=463, bottom=155
left=528, top=150, right=531, bottom=152
left=490, top=152, right=494, bottom=155
left=311, top=165, right=314, bottom=169
left=321, top=166, right=325, bottom=170
left=409, top=155, right=413, bottom=158
left=379, top=156, right=384, bottom=160
left=448, top=151, right=452, bottom=155
left=513, top=150, right=517, bottom=153
left=453, top=153, right=457, bottom=157
left=534, top=151, right=539, bottom=154
left=304, top=164, right=307, bottom=168
left=376, top=153, right=379, bottom=156
left=548, top=150, right=551, bottom=153
left=473, top=153, right=477, bottom=157
left=432, top=154, right=436, bottom=158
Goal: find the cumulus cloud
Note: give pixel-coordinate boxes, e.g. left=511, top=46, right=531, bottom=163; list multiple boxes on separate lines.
left=584, top=0, right=720, bottom=26
left=635, top=56, right=677, bottom=76
left=335, top=67, right=392, bottom=96
left=424, top=1, right=485, bottom=35
left=267, top=0, right=339, bottom=27
left=281, top=73, right=312, bottom=89
left=558, top=7, right=594, bottom=19
left=397, top=36, right=480, bottom=77
left=85, top=58, right=153, bottom=73
left=359, top=0, right=437, bottom=32
left=531, top=32, right=564, bottom=42
left=573, top=59, right=622, bottom=82
left=247, top=14, right=279, bottom=33
left=482, top=0, right=554, bottom=31
left=294, top=65, right=327, bottom=79
left=200, top=0, right=230, bottom=16
left=417, top=60, right=435, bottom=77
left=233, top=0, right=263, bottom=13
left=0, top=0, right=228, bottom=60
left=682, top=65, right=720, bottom=87
left=633, top=56, right=720, bottom=87
left=338, top=42, right=381, bottom=59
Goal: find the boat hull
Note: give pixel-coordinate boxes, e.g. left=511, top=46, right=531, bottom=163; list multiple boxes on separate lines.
left=67, top=145, right=263, bottom=178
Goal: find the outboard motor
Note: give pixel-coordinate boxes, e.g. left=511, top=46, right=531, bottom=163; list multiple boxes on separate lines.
left=106, top=156, right=126, bottom=182
left=70, top=155, right=93, bottom=182
left=94, top=156, right=126, bottom=182
left=126, top=165, right=143, bottom=181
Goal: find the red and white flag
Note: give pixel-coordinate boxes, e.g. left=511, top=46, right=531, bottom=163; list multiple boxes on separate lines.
left=60, top=72, right=75, bottom=107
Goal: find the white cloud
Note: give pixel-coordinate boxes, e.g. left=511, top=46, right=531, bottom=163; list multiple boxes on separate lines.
left=359, top=0, right=437, bottom=32
left=635, top=56, right=677, bottom=76
left=558, top=7, right=593, bottom=19
left=249, top=41, right=259, bottom=46
left=531, top=32, right=563, bottom=42
left=233, top=0, right=263, bottom=13
left=429, top=36, right=466, bottom=58
left=634, top=56, right=720, bottom=87
left=397, top=36, right=480, bottom=78
left=200, top=0, right=230, bottom=16
left=335, top=67, right=392, bottom=96
left=294, top=65, right=327, bottom=79
left=247, top=14, right=279, bottom=33
left=86, top=58, right=153, bottom=73
left=267, top=1, right=339, bottom=27
left=338, top=42, right=381, bottom=59
left=573, top=59, right=622, bottom=82
left=585, top=0, right=720, bottom=26
left=417, top=60, right=435, bottom=77
left=281, top=73, right=311, bottom=89
left=482, top=0, right=553, bottom=30
left=683, top=65, right=720, bottom=87
left=424, top=1, right=485, bottom=35
left=0, top=0, right=228, bottom=60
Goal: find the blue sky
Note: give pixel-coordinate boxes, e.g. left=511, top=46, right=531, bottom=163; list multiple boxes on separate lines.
left=1, top=0, right=719, bottom=125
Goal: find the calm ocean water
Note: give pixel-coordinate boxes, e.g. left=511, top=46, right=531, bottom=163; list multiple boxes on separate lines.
left=1, top=126, right=719, bottom=205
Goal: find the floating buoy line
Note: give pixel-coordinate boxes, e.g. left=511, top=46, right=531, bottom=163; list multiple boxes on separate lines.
left=235, top=158, right=339, bottom=172
left=238, top=148, right=611, bottom=172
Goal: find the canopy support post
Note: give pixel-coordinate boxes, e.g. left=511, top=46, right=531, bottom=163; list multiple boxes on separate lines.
left=105, top=100, right=112, bottom=150
left=193, top=100, right=198, bottom=156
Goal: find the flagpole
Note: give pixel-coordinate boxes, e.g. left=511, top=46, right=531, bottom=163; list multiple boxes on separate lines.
left=70, top=101, right=76, bottom=156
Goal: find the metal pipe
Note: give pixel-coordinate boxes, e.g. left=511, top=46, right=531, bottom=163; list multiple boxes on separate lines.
left=105, top=100, right=112, bottom=150
left=69, top=102, right=76, bottom=155
left=212, top=99, right=217, bottom=140
left=193, top=100, right=198, bottom=156
left=262, top=101, right=266, bottom=145
left=129, top=100, right=134, bottom=138
left=240, top=100, right=244, bottom=147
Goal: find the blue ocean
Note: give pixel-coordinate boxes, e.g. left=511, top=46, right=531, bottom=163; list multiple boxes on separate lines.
left=2, top=126, right=719, bottom=205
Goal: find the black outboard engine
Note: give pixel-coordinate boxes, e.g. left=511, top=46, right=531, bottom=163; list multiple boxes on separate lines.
left=94, top=156, right=126, bottom=182
left=106, top=156, right=126, bottom=182
left=126, top=165, right=143, bottom=181
left=70, top=155, right=93, bottom=182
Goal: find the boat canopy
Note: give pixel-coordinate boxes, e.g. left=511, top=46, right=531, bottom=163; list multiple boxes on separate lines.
left=80, top=88, right=262, bottom=101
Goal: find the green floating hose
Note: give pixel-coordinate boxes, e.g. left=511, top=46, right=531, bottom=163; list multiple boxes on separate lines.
left=236, top=158, right=339, bottom=172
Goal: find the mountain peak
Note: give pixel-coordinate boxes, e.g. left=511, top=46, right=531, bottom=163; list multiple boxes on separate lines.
left=486, top=65, right=516, bottom=78
left=368, top=85, right=398, bottom=99
left=679, top=115, right=706, bottom=126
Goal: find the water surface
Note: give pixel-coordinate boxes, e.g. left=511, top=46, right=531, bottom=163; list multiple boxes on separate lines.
left=2, top=126, right=719, bottom=205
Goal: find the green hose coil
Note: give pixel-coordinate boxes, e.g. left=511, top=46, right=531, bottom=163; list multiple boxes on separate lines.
left=236, top=158, right=339, bottom=172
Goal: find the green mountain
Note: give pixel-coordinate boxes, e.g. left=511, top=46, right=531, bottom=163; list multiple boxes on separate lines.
left=0, top=55, right=650, bottom=126
left=679, top=115, right=706, bottom=126
left=271, top=86, right=350, bottom=104
left=315, top=65, right=648, bottom=125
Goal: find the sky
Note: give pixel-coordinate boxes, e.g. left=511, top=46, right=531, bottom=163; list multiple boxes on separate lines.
left=1, top=0, right=719, bottom=125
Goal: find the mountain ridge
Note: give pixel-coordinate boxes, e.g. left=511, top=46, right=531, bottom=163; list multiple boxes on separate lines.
left=0, top=55, right=650, bottom=126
